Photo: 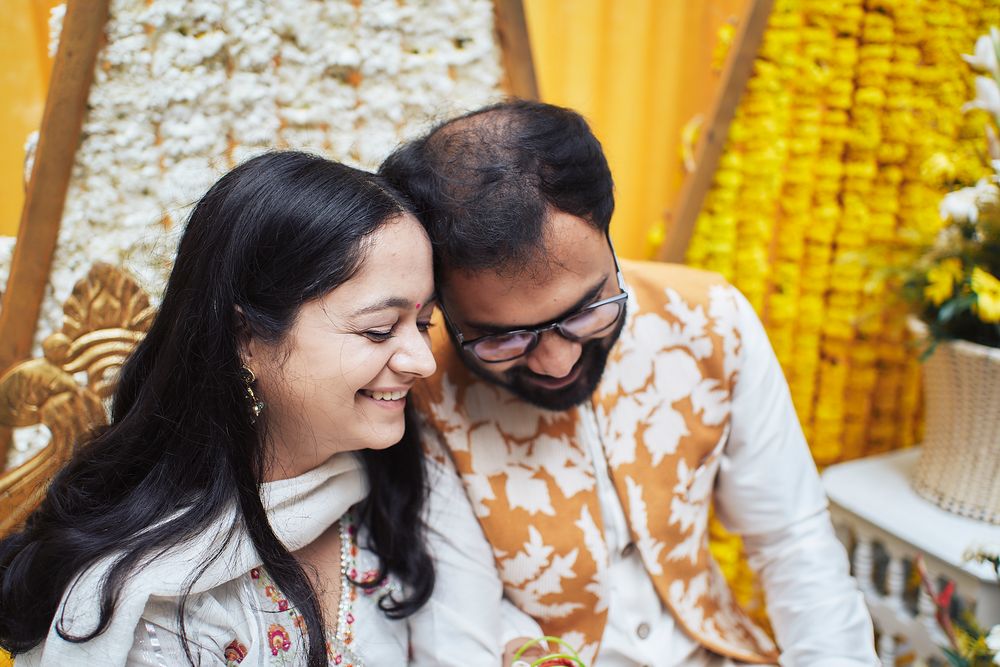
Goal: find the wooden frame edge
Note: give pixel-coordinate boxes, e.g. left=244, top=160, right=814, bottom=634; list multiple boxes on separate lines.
left=494, top=0, right=540, bottom=100
left=657, top=0, right=775, bottom=264
left=0, top=0, right=111, bottom=374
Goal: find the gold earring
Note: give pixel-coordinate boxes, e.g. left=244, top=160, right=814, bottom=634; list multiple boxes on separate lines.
left=239, top=365, right=265, bottom=423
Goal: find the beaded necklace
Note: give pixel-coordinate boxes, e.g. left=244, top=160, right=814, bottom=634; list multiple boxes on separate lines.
left=329, top=515, right=362, bottom=665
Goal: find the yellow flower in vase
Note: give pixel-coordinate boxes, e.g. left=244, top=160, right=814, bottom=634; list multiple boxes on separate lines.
left=924, top=257, right=965, bottom=305
left=971, top=266, right=1000, bottom=322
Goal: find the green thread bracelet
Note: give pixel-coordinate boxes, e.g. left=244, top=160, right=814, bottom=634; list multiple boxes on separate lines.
left=511, top=636, right=587, bottom=667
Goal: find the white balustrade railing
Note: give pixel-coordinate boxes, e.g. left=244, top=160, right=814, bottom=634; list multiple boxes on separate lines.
left=821, top=449, right=1000, bottom=666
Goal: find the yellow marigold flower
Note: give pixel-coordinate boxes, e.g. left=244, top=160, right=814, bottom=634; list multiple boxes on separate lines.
left=921, top=153, right=958, bottom=186
left=646, top=222, right=666, bottom=251
left=971, top=267, right=1000, bottom=323
left=924, top=257, right=964, bottom=306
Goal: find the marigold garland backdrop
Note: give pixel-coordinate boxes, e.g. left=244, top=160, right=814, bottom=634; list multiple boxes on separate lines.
left=683, top=0, right=997, bottom=467
left=673, top=0, right=998, bottom=621
left=523, top=0, right=1000, bottom=631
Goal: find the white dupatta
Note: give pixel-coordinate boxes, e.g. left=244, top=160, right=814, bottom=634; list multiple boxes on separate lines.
left=18, top=452, right=367, bottom=667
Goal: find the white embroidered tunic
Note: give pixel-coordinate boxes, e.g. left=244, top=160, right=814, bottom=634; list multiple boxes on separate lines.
left=415, top=260, right=880, bottom=666
left=19, top=454, right=508, bottom=666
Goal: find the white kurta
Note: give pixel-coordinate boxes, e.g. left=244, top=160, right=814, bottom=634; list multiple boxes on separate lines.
left=499, top=288, right=878, bottom=667
left=20, top=454, right=509, bottom=667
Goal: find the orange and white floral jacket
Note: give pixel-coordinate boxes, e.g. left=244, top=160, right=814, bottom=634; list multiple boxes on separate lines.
left=413, top=260, right=876, bottom=665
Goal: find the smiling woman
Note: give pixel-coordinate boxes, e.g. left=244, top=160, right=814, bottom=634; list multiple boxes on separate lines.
left=0, top=151, right=510, bottom=666
left=248, top=214, right=438, bottom=478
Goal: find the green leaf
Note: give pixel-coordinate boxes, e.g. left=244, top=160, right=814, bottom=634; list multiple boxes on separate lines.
left=938, top=294, right=977, bottom=323
left=943, top=647, right=971, bottom=666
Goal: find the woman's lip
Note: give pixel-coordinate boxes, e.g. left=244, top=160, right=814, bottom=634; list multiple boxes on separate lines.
left=360, top=393, right=407, bottom=409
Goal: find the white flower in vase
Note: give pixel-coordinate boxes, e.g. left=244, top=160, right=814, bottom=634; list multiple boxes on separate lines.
left=986, top=624, right=1000, bottom=663
left=962, top=29, right=1000, bottom=77
left=964, top=75, right=1000, bottom=117
left=939, top=179, right=1000, bottom=224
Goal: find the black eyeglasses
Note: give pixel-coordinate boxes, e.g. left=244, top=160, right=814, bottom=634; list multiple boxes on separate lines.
left=439, top=239, right=628, bottom=364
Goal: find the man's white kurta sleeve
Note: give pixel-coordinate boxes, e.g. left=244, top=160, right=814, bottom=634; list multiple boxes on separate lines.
left=408, top=456, right=518, bottom=666
left=714, top=290, right=878, bottom=667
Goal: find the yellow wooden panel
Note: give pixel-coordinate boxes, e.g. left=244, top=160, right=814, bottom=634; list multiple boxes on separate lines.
left=0, top=0, right=60, bottom=238
left=524, top=0, right=750, bottom=259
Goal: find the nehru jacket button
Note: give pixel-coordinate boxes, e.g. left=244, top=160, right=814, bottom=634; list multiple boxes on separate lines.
left=621, top=542, right=637, bottom=558
left=636, top=622, right=650, bottom=639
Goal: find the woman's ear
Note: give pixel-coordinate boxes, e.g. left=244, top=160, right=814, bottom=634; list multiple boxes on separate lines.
left=234, top=306, right=254, bottom=363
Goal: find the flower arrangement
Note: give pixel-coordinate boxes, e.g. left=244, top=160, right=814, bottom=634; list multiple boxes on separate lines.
left=903, top=28, right=1000, bottom=350
left=917, top=547, right=1000, bottom=666
left=681, top=0, right=997, bottom=628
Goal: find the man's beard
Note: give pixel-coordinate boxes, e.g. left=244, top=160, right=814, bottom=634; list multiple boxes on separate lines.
left=458, top=315, right=625, bottom=411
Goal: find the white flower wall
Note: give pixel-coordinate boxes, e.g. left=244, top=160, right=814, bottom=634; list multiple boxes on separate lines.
left=38, top=0, right=504, bottom=351
left=5, top=0, right=503, bottom=469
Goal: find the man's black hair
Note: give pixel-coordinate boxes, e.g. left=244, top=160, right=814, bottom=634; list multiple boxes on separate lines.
left=379, top=99, right=615, bottom=276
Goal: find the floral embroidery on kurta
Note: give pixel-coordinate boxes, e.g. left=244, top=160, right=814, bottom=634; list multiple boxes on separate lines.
left=243, top=511, right=398, bottom=667
left=224, top=639, right=249, bottom=665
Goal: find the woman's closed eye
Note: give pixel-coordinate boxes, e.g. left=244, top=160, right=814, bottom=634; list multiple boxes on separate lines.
left=362, top=328, right=395, bottom=342
left=362, top=318, right=434, bottom=342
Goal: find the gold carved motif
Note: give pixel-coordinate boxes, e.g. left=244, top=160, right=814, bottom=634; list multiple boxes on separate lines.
left=0, top=263, right=153, bottom=536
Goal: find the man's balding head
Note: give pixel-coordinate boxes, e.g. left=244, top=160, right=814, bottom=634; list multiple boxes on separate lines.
left=379, top=100, right=614, bottom=280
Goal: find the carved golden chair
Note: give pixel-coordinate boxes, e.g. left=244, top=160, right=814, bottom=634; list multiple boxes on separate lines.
left=0, top=263, right=155, bottom=537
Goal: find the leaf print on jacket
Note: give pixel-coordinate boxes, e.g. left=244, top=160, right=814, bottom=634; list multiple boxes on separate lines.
left=708, top=283, right=743, bottom=380
left=663, top=288, right=716, bottom=360
left=412, top=260, right=779, bottom=664
left=574, top=505, right=609, bottom=615
left=500, top=526, right=583, bottom=619
left=623, top=477, right=666, bottom=575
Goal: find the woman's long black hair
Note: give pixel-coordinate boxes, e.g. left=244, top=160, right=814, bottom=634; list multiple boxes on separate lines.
left=0, top=151, right=434, bottom=665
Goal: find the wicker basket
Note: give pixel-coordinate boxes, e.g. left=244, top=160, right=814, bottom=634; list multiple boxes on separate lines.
left=909, top=319, right=1000, bottom=524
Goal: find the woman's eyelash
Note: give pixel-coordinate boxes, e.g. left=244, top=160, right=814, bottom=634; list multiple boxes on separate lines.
left=362, top=319, right=433, bottom=341
left=363, top=330, right=394, bottom=342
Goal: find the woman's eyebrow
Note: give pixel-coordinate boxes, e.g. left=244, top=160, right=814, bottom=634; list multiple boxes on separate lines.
left=352, top=293, right=436, bottom=317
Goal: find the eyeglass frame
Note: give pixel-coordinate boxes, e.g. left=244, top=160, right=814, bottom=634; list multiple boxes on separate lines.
left=437, top=236, right=629, bottom=364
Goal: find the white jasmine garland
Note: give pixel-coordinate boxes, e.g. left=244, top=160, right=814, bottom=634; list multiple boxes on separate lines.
left=48, top=3, right=65, bottom=58
left=0, top=236, right=16, bottom=307
left=30, top=0, right=504, bottom=370
left=5, top=425, right=52, bottom=471
left=23, top=130, right=39, bottom=186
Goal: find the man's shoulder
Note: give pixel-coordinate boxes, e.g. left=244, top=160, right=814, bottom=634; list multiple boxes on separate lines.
left=620, top=258, right=735, bottom=307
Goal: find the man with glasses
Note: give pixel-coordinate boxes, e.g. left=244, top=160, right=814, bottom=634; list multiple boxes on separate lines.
left=380, top=101, right=876, bottom=666
left=436, top=232, right=627, bottom=411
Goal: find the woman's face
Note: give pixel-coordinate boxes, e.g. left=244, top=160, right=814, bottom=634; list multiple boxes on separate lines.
left=248, top=214, right=437, bottom=478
